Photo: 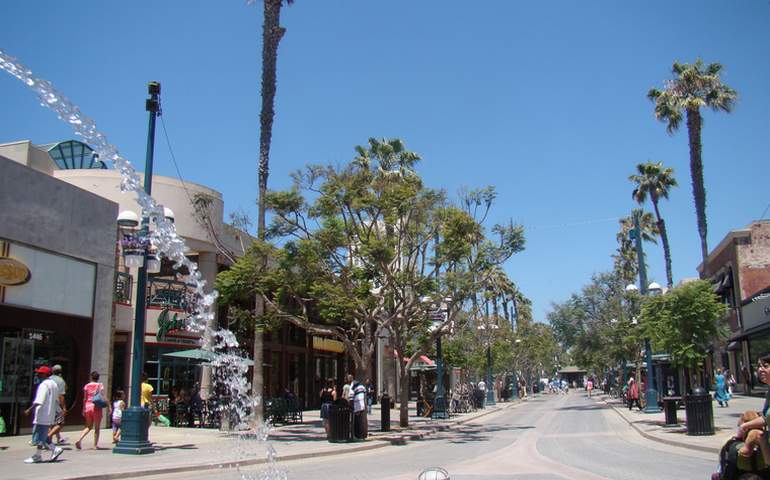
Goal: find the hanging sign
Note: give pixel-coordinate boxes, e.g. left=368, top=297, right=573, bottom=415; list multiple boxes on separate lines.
left=0, top=257, right=30, bottom=286
left=312, top=336, right=345, bottom=353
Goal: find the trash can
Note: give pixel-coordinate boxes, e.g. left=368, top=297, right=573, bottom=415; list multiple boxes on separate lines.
left=328, top=404, right=352, bottom=443
left=685, top=388, right=714, bottom=436
left=663, top=396, right=681, bottom=426
left=381, top=393, right=391, bottom=432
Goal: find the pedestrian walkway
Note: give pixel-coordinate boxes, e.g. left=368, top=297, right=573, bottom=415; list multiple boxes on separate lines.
left=597, top=392, right=764, bottom=454
left=0, top=400, right=521, bottom=480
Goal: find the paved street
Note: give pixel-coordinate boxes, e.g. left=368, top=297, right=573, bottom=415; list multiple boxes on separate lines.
left=142, top=393, right=716, bottom=480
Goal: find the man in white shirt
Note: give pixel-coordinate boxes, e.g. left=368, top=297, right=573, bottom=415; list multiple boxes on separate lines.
left=24, top=366, right=63, bottom=463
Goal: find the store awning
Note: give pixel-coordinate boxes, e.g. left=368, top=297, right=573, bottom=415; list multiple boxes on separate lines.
left=163, top=349, right=254, bottom=366
left=405, top=355, right=436, bottom=371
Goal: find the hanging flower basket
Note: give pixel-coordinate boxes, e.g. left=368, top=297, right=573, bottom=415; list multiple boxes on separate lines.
left=121, top=235, right=150, bottom=269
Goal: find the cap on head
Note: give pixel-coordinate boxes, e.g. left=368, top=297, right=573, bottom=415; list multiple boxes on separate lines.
left=35, top=366, right=52, bottom=375
left=52, top=364, right=63, bottom=373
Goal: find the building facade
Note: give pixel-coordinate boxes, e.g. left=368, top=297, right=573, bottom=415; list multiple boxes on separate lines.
left=0, top=144, right=116, bottom=435
left=698, top=220, right=770, bottom=393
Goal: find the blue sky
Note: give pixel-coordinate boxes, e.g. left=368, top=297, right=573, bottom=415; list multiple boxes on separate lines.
left=1, top=1, right=768, bottom=320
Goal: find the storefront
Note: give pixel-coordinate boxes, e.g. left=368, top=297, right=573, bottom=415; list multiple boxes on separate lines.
left=0, top=241, right=97, bottom=435
left=0, top=154, right=117, bottom=435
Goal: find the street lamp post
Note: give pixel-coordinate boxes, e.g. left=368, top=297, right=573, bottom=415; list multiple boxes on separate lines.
left=477, top=323, right=498, bottom=406
left=629, top=210, right=662, bottom=414
left=114, top=82, right=161, bottom=455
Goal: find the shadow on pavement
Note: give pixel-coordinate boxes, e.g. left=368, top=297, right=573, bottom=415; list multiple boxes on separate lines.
left=154, top=443, right=198, bottom=451
left=556, top=404, right=608, bottom=411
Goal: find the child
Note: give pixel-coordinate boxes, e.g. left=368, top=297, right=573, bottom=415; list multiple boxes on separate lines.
left=112, top=390, right=125, bottom=444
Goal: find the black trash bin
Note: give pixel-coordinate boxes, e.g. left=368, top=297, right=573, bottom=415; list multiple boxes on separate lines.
left=328, top=404, right=352, bottom=443
left=381, top=393, right=391, bottom=432
left=685, top=388, right=714, bottom=436
left=663, top=396, right=681, bottom=426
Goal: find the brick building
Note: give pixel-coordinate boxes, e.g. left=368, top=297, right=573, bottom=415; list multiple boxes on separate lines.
left=698, top=220, right=770, bottom=393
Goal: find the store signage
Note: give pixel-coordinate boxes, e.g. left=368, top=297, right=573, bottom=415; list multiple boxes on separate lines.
left=312, top=336, right=345, bottom=353
left=0, top=257, right=30, bottom=286
left=157, top=308, right=188, bottom=341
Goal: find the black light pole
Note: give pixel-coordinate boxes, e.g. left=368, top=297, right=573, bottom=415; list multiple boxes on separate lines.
left=114, top=81, right=161, bottom=455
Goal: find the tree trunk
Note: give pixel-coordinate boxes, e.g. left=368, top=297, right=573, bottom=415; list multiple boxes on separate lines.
left=651, top=199, right=674, bottom=289
left=253, top=0, right=286, bottom=425
left=686, top=108, right=709, bottom=275
left=399, top=359, right=410, bottom=427
left=252, top=299, right=264, bottom=425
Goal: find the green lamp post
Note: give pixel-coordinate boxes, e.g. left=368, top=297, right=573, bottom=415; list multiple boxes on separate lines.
left=113, top=81, right=161, bottom=455
left=629, top=210, right=662, bottom=414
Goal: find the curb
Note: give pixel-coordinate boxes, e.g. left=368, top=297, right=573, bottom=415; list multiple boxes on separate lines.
left=61, top=401, right=521, bottom=480
left=601, top=397, right=721, bottom=454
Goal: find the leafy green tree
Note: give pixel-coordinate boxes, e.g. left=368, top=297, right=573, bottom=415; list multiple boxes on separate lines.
left=218, top=138, right=524, bottom=427
left=648, top=60, right=737, bottom=271
left=630, top=162, right=678, bottom=288
left=638, top=280, right=727, bottom=386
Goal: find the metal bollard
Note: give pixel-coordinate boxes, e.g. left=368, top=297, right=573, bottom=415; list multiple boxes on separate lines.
left=381, top=393, right=391, bottom=432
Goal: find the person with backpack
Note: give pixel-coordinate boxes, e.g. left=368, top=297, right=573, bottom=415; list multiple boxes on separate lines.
left=75, top=371, right=109, bottom=450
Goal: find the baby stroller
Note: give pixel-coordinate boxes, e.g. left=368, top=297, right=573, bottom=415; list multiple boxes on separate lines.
left=713, top=436, right=770, bottom=480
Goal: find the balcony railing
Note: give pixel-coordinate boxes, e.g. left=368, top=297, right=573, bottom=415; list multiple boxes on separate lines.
left=147, top=278, right=193, bottom=311
left=114, top=272, right=133, bottom=304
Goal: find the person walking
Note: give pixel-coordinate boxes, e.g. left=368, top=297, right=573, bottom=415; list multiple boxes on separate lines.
left=714, top=368, right=731, bottom=407
left=75, top=371, right=109, bottom=450
left=23, top=366, right=64, bottom=463
left=627, top=377, right=642, bottom=411
left=47, top=364, right=67, bottom=445
left=111, top=390, right=126, bottom=443
left=140, top=372, right=154, bottom=430
left=586, top=378, right=594, bottom=398
left=350, top=377, right=367, bottom=440
left=319, top=378, right=336, bottom=435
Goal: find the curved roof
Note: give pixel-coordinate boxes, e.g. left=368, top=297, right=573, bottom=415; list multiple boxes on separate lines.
left=41, top=140, right=107, bottom=170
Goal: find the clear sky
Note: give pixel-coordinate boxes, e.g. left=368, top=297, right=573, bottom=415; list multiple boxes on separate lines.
left=1, top=1, right=768, bottom=321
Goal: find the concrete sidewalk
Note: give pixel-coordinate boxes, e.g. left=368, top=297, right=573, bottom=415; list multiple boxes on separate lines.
left=598, top=392, right=764, bottom=454
left=0, top=399, right=522, bottom=480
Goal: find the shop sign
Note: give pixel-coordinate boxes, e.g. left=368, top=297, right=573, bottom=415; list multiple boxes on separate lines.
left=312, top=336, right=345, bottom=353
left=157, top=308, right=188, bottom=341
left=0, top=257, right=30, bottom=286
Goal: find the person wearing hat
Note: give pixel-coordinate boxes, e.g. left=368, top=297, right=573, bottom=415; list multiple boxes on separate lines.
left=47, top=364, right=67, bottom=445
left=23, top=366, right=64, bottom=463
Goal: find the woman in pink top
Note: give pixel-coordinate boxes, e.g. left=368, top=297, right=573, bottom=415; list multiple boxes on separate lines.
left=75, top=371, right=110, bottom=449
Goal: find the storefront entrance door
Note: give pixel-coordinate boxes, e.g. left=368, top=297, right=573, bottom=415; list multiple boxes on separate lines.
left=0, top=332, right=34, bottom=435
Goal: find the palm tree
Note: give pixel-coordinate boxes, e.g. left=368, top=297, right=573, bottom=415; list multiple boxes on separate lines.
left=630, top=162, right=678, bottom=288
left=254, top=0, right=294, bottom=423
left=648, top=59, right=737, bottom=273
left=614, top=210, right=659, bottom=284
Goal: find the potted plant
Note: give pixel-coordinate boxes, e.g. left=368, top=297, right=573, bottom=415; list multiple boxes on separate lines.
left=121, top=235, right=150, bottom=268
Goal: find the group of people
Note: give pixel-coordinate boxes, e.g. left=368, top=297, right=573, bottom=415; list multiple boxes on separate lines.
left=23, top=365, right=127, bottom=464
left=318, top=374, right=370, bottom=440
left=23, top=367, right=158, bottom=464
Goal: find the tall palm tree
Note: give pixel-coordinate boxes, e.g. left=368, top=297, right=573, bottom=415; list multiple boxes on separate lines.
left=614, top=210, right=659, bottom=284
left=630, top=162, right=678, bottom=288
left=254, top=0, right=293, bottom=423
left=648, top=59, right=737, bottom=273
